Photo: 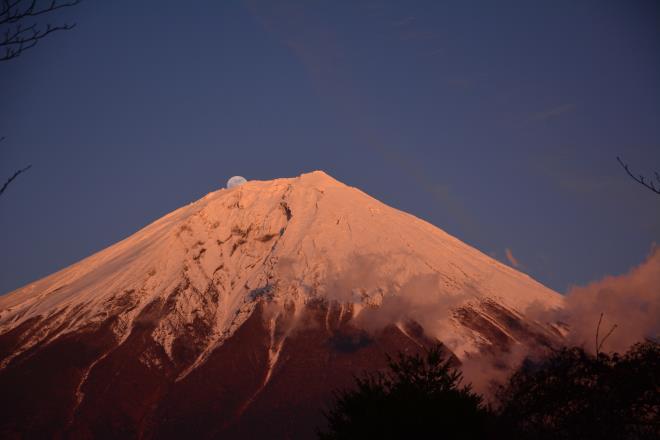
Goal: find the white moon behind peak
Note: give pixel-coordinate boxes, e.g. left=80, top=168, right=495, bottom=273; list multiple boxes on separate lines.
left=226, top=176, right=247, bottom=189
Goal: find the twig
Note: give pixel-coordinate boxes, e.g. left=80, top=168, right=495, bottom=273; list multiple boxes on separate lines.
left=595, top=312, right=618, bottom=356
left=0, top=0, right=80, bottom=61
left=1, top=0, right=81, bottom=24
left=596, top=313, right=603, bottom=356
left=0, top=164, right=32, bottom=196
left=598, top=324, right=618, bottom=354
left=617, top=156, right=660, bottom=195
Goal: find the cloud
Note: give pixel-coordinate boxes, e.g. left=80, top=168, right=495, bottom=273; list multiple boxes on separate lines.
left=463, top=248, right=660, bottom=396
left=310, top=253, right=471, bottom=336
left=367, top=143, right=482, bottom=241
left=425, top=48, right=446, bottom=57
left=446, top=77, right=472, bottom=88
left=278, top=249, right=658, bottom=397
left=399, top=30, right=435, bottom=42
left=354, top=273, right=470, bottom=337
left=315, top=253, right=546, bottom=399
left=529, top=149, right=630, bottom=197
left=459, top=342, right=532, bottom=398
left=245, top=1, right=479, bottom=240
left=393, top=16, right=415, bottom=27
left=504, top=248, right=522, bottom=269
left=528, top=246, right=660, bottom=354
left=531, top=103, right=575, bottom=122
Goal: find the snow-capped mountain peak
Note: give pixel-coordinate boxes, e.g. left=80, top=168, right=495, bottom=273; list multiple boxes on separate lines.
left=0, top=171, right=563, bottom=438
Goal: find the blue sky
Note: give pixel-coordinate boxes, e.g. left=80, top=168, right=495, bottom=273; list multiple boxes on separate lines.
left=1, top=0, right=659, bottom=294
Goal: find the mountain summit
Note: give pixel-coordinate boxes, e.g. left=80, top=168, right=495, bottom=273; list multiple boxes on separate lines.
left=0, top=171, right=563, bottom=438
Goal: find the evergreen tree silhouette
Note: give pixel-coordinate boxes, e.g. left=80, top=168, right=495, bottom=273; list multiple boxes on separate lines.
left=318, top=345, right=491, bottom=439
left=496, top=340, right=659, bottom=439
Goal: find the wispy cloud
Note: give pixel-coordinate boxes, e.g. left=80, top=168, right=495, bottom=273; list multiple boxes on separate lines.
left=446, top=77, right=472, bottom=88
left=425, top=48, right=446, bottom=57
left=531, top=103, right=575, bottom=122
left=504, top=248, right=522, bottom=268
left=399, top=29, right=435, bottom=42
left=531, top=150, right=628, bottom=197
left=393, top=16, right=415, bottom=27
left=367, top=143, right=482, bottom=241
left=245, top=1, right=480, bottom=241
left=528, top=246, right=660, bottom=354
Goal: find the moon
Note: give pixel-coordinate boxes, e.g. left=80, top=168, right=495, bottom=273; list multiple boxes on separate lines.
left=226, top=176, right=247, bottom=189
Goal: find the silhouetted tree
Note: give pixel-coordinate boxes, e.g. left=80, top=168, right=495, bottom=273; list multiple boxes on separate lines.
left=496, top=340, right=660, bottom=440
left=617, top=157, right=660, bottom=196
left=1, top=1, right=81, bottom=197
left=1, top=0, right=80, bottom=61
left=318, top=345, right=492, bottom=439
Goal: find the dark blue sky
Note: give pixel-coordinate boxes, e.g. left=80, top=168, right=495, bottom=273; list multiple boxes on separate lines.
left=1, top=0, right=659, bottom=294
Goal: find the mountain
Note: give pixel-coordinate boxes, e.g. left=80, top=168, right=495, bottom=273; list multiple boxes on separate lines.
left=0, top=171, right=563, bottom=438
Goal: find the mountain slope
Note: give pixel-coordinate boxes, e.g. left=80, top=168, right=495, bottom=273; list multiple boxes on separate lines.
left=0, top=171, right=563, bottom=438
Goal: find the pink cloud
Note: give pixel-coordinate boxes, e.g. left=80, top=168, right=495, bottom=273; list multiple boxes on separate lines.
left=504, top=248, right=522, bottom=269
left=530, top=246, right=660, bottom=354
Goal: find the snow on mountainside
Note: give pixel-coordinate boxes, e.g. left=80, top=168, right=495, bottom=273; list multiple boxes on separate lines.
left=0, top=171, right=567, bottom=438
left=0, top=171, right=563, bottom=371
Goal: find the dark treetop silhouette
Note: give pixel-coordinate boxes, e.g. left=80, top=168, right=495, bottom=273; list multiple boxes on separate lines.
left=0, top=0, right=80, bottom=197
left=319, top=340, right=660, bottom=439
left=496, top=340, right=659, bottom=440
left=318, top=345, right=492, bottom=439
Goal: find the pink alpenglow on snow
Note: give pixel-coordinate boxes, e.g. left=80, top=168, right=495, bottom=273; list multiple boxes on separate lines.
left=0, top=171, right=565, bottom=438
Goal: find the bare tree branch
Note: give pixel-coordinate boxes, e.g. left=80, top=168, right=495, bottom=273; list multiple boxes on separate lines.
left=595, top=312, right=618, bottom=356
left=596, top=312, right=603, bottom=356
left=0, top=0, right=80, bottom=61
left=1, top=0, right=80, bottom=22
left=598, top=323, right=617, bottom=354
left=0, top=163, right=32, bottom=196
left=0, top=2, right=81, bottom=195
left=1, top=134, right=33, bottom=197
left=617, top=156, right=660, bottom=196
